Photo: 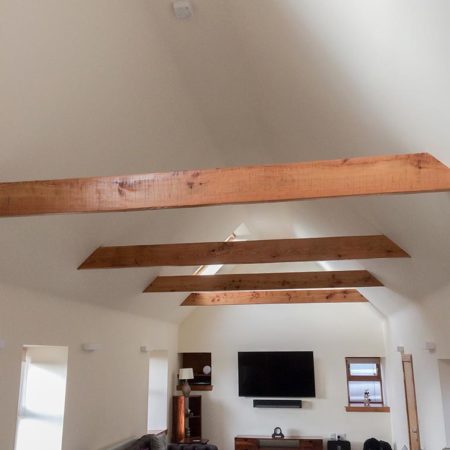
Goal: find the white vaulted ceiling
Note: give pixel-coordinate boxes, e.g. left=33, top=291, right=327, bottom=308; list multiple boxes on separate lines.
left=1, top=0, right=449, bottom=322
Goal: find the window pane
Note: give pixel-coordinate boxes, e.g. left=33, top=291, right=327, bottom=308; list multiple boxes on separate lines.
left=348, top=380, right=382, bottom=403
left=15, top=346, right=68, bottom=450
left=148, top=350, right=169, bottom=431
left=349, top=363, right=378, bottom=377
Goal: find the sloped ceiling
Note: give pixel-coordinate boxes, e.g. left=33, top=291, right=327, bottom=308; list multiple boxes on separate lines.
left=1, top=0, right=449, bottom=323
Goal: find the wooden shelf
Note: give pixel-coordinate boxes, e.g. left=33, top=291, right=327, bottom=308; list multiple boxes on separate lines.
left=172, top=395, right=202, bottom=442
left=176, top=384, right=213, bottom=391
left=345, top=405, right=390, bottom=413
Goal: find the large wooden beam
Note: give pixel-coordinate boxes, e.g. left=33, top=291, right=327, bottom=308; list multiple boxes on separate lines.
left=144, top=270, right=382, bottom=292
left=1, top=153, right=449, bottom=217
left=79, top=235, right=409, bottom=269
left=181, top=289, right=368, bottom=306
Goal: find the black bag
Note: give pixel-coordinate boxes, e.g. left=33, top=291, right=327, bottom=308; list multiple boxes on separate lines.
left=363, top=438, right=380, bottom=450
left=363, top=438, right=392, bottom=450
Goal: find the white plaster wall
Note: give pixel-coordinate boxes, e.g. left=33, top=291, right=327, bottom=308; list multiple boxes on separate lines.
left=179, top=303, right=391, bottom=450
left=382, top=283, right=450, bottom=450
left=0, top=283, right=178, bottom=450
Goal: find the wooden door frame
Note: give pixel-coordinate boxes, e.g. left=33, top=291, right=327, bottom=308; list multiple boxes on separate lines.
left=402, top=354, right=421, bottom=450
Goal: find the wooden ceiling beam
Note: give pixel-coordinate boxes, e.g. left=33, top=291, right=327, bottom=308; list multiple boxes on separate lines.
left=1, top=153, right=449, bottom=217
left=181, top=289, right=368, bottom=306
left=144, top=270, right=382, bottom=292
left=78, top=235, right=409, bottom=269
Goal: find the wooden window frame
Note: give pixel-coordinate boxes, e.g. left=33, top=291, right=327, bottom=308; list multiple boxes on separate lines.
left=345, top=357, right=385, bottom=407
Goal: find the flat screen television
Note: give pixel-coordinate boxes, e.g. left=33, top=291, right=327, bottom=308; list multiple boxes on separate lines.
left=238, top=351, right=315, bottom=398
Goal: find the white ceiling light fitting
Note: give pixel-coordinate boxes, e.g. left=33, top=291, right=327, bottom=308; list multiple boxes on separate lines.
left=173, top=0, right=193, bottom=20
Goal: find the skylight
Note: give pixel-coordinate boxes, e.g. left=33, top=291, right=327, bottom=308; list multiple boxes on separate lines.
left=192, top=223, right=251, bottom=276
left=193, top=232, right=237, bottom=276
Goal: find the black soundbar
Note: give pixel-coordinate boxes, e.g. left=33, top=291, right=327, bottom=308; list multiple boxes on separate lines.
left=253, top=399, right=302, bottom=408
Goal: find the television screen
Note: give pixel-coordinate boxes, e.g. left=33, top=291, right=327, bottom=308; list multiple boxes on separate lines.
left=238, top=351, right=316, bottom=398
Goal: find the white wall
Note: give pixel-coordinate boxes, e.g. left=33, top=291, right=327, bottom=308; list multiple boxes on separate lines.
left=382, top=283, right=450, bottom=450
left=0, top=283, right=178, bottom=450
left=179, top=303, right=391, bottom=450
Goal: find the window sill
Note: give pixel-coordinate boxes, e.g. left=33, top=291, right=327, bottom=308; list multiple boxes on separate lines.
left=147, top=430, right=167, bottom=436
left=345, top=405, right=390, bottom=413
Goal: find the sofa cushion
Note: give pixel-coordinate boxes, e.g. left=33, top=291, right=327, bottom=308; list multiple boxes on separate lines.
left=149, top=433, right=168, bottom=450
left=126, top=437, right=150, bottom=450
left=126, top=441, right=148, bottom=450
left=126, top=433, right=168, bottom=450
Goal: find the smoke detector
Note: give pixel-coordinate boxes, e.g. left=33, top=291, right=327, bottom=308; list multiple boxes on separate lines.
left=173, top=0, right=193, bottom=20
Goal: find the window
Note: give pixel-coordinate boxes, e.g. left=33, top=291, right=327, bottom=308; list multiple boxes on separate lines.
left=193, top=232, right=237, bottom=276
left=192, top=224, right=250, bottom=276
left=15, top=345, right=69, bottom=450
left=147, top=350, right=169, bottom=432
left=345, top=357, right=387, bottom=410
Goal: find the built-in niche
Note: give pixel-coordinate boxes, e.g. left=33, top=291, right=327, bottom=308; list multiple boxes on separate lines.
left=177, top=352, right=212, bottom=391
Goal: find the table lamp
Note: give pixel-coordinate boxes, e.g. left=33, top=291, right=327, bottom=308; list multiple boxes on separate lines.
left=179, top=367, right=194, bottom=397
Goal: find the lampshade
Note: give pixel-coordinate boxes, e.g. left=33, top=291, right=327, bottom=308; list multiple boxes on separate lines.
left=179, top=367, right=194, bottom=380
